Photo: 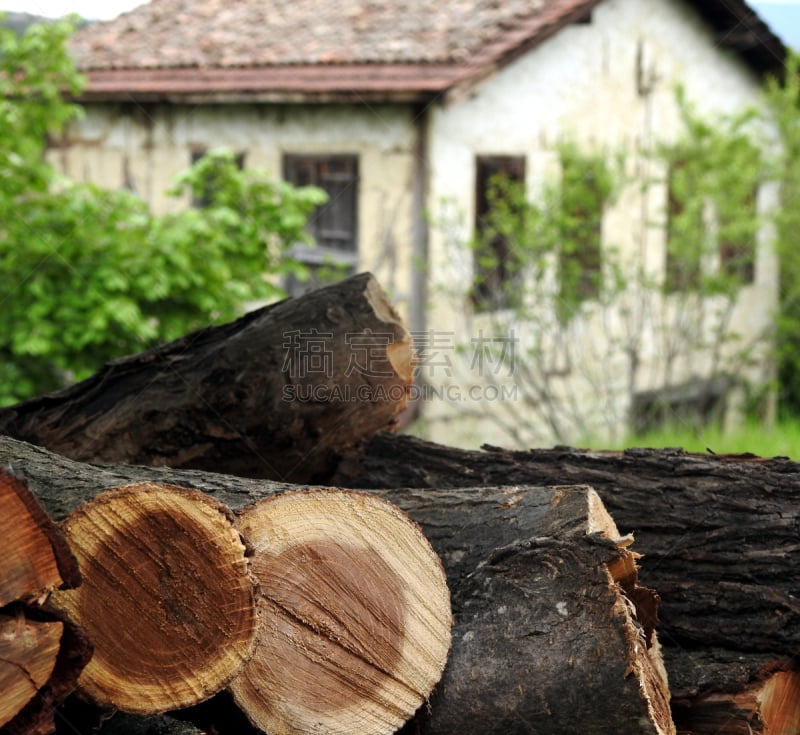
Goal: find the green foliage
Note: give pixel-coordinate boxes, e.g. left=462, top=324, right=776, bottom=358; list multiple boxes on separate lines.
left=604, top=418, right=800, bottom=460
left=765, top=52, right=800, bottom=415
left=658, top=88, right=762, bottom=296
left=0, top=19, right=327, bottom=405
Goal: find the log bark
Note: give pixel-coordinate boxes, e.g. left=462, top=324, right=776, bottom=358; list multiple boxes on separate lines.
left=0, top=470, right=91, bottom=735
left=0, top=273, right=413, bottom=483
left=331, top=433, right=800, bottom=732
left=665, top=647, right=800, bottom=735
left=2, top=437, right=673, bottom=735
left=47, top=483, right=258, bottom=714
left=332, top=435, right=800, bottom=653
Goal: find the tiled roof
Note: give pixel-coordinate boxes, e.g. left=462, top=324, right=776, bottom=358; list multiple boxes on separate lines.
left=72, top=0, right=584, bottom=69
left=70, top=0, right=785, bottom=101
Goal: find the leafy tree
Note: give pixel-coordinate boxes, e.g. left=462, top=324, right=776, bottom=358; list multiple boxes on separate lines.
left=0, top=18, right=326, bottom=405
left=765, top=52, right=800, bottom=416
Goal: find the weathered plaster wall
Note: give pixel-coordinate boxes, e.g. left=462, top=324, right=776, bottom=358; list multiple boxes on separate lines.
left=52, top=102, right=419, bottom=311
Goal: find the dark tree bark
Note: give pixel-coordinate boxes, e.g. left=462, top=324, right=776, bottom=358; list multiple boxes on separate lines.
left=0, top=273, right=413, bottom=483
left=332, top=434, right=800, bottom=654
left=331, top=433, right=800, bottom=734
left=1, top=437, right=673, bottom=735
left=665, top=647, right=800, bottom=735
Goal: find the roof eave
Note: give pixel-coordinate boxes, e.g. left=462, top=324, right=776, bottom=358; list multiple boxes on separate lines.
left=694, top=0, right=786, bottom=78
left=76, top=64, right=463, bottom=104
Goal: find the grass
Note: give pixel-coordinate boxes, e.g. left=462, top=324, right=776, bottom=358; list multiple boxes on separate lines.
left=598, top=418, right=800, bottom=460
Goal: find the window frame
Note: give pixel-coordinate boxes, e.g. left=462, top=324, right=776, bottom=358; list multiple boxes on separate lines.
left=472, top=155, right=527, bottom=312
left=282, top=153, right=360, bottom=296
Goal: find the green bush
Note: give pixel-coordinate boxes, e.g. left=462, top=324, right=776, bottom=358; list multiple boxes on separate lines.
left=0, top=18, right=326, bottom=405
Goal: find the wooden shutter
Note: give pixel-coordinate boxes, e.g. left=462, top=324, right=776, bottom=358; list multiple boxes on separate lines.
left=284, top=155, right=359, bottom=254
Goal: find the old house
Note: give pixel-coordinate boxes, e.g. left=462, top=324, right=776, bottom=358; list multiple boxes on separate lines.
left=60, top=0, right=785, bottom=447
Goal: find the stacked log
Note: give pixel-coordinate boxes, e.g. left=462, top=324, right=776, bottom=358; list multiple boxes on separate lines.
left=48, top=483, right=258, bottom=715
left=0, top=470, right=91, bottom=735
left=333, top=434, right=800, bottom=735
left=0, top=436, right=672, bottom=735
left=2, top=273, right=798, bottom=733
left=0, top=272, right=414, bottom=483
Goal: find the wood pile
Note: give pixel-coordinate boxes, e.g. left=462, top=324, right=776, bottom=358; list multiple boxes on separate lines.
left=0, top=273, right=797, bottom=735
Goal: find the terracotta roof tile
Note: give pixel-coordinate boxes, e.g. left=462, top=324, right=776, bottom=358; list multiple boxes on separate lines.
left=71, top=0, right=578, bottom=70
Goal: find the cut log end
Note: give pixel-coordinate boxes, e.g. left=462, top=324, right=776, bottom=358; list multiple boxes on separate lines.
left=0, top=470, right=80, bottom=606
left=230, top=489, right=452, bottom=735
left=0, top=613, right=62, bottom=729
left=673, top=664, right=800, bottom=734
left=760, top=669, right=800, bottom=734
left=0, top=469, right=89, bottom=735
left=49, top=483, right=257, bottom=714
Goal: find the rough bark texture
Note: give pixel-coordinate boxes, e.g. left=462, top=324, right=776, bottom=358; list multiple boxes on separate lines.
left=0, top=273, right=413, bottom=483
left=332, top=434, right=800, bottom=654
left=403, top=485, right=673, bottom=735
left=1, top=437, right=672, bottom=735
left=665, top=647, right=800, bottom=735
left=331, top=433, right=800, bottom=733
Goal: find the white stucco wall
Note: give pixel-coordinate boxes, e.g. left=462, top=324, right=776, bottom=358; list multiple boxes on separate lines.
left=421, top=0, right=779, bottom=448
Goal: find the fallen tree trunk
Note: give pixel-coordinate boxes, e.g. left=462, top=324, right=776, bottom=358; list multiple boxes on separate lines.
left=332, top=433, right=800, bottom=734
left=0, top=470, right=91, bottom=735
left=0, top=273, right=413, bottom=483
left=332, top=435, right=800, bottom=653
left=2, top=437, right=673, bottom=735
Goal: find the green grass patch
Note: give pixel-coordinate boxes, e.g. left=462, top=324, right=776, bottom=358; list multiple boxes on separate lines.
left=590, top=419, right=800, bottom=460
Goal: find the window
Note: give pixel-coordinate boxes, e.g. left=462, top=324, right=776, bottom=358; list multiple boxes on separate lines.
left=190, top=149, right=245, bottom=208
left=665, top=158, right=757, bottom=292
left=719, top=185, right=757, bottom=285
left=283, top=154, right=359, bottom=296
left=558, top=155, right=604, bottom=319
left=472, top=155, right=526, bottom=312
left=664, top=159, right=702, bottom=292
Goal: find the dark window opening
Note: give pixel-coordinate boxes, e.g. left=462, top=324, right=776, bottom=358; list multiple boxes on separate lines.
left=558, top=157, right=604, bottom=320
left=720, top=185, right=758, bottom=284
left=283, top=154, right=359, bottom=297
left=664, top=159, right=702, bottom=292
left=472, top=155, right=526, bottom=312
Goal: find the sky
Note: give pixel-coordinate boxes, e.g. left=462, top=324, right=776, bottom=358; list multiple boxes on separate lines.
left=0, top=0, right=798, bottom=49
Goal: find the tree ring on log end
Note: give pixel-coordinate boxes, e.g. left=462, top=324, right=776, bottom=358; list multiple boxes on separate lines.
left=230, top=489, right=452, bottom=735
left=50, top=483, right=257, bottom=713
left=0, top=614, right=63, bottom=728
